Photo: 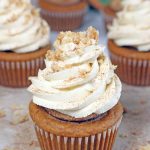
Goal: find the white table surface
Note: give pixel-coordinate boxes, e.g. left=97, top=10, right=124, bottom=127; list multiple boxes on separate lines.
left=0, top=1, right=150, bottom=150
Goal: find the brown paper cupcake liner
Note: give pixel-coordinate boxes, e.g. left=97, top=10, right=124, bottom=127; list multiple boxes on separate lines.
left=45, top=0, right=81, bottom=6
left=41, top=8, right=87, bottom=31
left=108, top=40, right=150, bottom=86
left=39, top=0, right=87, bottom=31
left=30, top=102, right=123, bottom=150
left=0, top=46, right=50, bottom=88
left=34, top=117, right=122, bottom=150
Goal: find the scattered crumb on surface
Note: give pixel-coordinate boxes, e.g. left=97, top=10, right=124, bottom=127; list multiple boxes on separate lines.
left=3, top=147, right=15, bottom=150
left=139, top=145, right=150, bottom=150
left=10, top=104, right=24, bottom=111
left=119, top=133, right=128, bottom=138
left=29, top=140, right=39, bottom=147
left=131, top=110, right=141, bottom=116
left=0, top=109, right=6, bottom=118
left=3, top=146, right=40, bottom=150
left=9, top=104, right=29, bottom=125
left=10, top=110, right=29, bottom=125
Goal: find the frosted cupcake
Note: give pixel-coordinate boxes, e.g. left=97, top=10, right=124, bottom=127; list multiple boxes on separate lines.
left=39, top=0, right=87, bottom=31
left=29, top=27, right=123, bottom=150
left=108, top=0, right=150, bottom=86
left=0, top=0, right=50, bottom=87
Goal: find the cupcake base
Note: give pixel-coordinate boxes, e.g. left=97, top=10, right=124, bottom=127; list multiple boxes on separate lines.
left=29, top=102, right=123, bottom=150
left=39, top=0, right=87, bottom=31
left=108, top=40, right=150, bottom=86
left=0, top=45, right=50, bottom=88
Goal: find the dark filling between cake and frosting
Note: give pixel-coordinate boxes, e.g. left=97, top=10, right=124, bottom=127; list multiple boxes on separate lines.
left=43, top=107, right=107, bottom=123
left=122, top=46, right=150, bottom=52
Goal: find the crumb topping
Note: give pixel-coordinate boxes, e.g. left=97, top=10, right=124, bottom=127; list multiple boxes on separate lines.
left=46, top=27, right=99, bottom=61
left=3, top=0, right=39, bottom=25
left=54, top=26, right=99, bottom=48
left=9, top=0, right=30, bottom=7
left=46, top=50, right=64, bottom=61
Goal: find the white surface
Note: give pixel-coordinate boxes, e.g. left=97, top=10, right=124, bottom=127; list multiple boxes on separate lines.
left=0, top=1, right=150, bottom=150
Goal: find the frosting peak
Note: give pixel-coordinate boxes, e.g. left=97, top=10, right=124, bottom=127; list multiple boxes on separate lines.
left=28, top=27, right=122, bottom=118
left=108, top=0, right=150, bottom=51
left=54, top=26, right=99, bottom=52
left=0, top=0, right=50, bottom=53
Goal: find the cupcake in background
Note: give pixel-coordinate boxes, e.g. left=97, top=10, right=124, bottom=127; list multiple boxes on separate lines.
left=108, top=0, right=150, bottom=86
left=89, top=0, right=123, bottom=27
left=45, top=0, right=80, bottom=6
left=39, top=0, right=87, bottom=31
left=0, top=0, right=50, bottom=88
left=28, top=27, right=123, bottom=150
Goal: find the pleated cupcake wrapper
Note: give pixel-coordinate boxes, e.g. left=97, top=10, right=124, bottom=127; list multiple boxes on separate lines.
left=41, top=7, right=87, bottom=31
left=34, top=117, right=122, bottom=150
left=0, top=57, right=45, bottom=87
left=110, top=52, right=150, bottom=86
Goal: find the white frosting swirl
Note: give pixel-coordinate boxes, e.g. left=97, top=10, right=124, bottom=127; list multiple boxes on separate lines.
left=28, top=27, right=122, bottom=118
left=0, top=0, right=50, bottom=53
left=108, top=0, right=150, bottom=51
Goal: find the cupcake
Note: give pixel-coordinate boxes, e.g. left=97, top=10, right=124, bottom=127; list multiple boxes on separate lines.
left=108, top=0, right=150, bottom=86
left=0, top=0, right=50, bottom=87
left=28, top=27, right=123, bottom=150
left=39, top=0, right=87, bottom=31
left=89, top=0, right=123, bottom=27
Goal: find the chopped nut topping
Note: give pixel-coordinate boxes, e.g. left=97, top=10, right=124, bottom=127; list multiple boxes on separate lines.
left=31, top=8, right=39, bottom=17
left=46, top=27, right=99, bottom=61
left=98, top=54, right=105, bottom=64
left=79, top=70, right=89, bottom=78
left=54, top=26, right=98, bottom=49
left=10, top=0, right=29, bottom=7
left=24, top=14, right=31, bottom=25
left=46, top=50, right=63, bottom=61
left=4, top=0, right=39, bottom=25
left=86, top=26, right=99, bottom=42
left=6, top=15, right=18, bottom=24
left=51, top=63, right=61, bottom=72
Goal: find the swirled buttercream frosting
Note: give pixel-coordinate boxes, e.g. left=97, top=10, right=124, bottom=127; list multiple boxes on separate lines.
left=108, top=0, right=150, bottom=51
left=28, top=27, right=122, bottom=118
left=0, top=0, right=50, bottom=53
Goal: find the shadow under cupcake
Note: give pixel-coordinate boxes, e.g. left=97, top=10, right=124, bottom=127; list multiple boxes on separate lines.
left=0, top=0, right=51, bottom=88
